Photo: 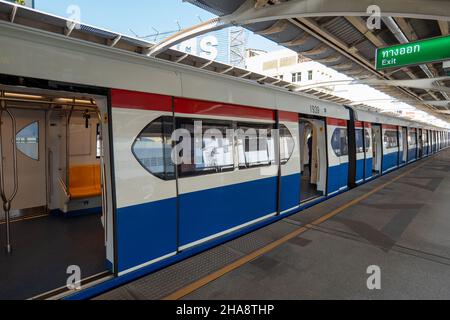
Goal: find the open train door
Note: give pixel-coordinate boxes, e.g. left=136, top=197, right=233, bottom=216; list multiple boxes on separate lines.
left=299, top=118, right=326, bottom=202
left=0, top=88, right=113, bottom=300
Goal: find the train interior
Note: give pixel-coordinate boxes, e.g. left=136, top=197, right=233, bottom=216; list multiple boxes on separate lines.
left=0, top=85, right=113, bottom=300
left=299, top=119, right=326, bottom=202
left=371, top=124, right=382, bottom=175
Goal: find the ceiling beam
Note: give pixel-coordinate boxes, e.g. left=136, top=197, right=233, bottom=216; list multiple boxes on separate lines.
left=391, top=17, right=444, bottom=101
left=150, top=0, right=450, bottom=56
left=290, top=17, right=446, bottom=119
left=345, top=16, right=386, bottom=47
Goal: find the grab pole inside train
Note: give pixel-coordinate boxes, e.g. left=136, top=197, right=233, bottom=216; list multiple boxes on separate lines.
left=0, top=91, right=19, bottom=255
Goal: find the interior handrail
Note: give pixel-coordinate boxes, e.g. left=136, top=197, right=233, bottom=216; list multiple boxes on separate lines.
left=0, top=94, right=19, bottom=254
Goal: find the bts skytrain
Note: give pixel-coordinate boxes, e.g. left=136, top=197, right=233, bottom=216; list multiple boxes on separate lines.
left=0, top=3, right=448, bottom=299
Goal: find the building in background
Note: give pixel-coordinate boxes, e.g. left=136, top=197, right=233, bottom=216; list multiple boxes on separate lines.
left=6, top=0, right=34, bottom=8
left=245, top=48, right=426, bottom=120
left=246, top=48, right=341, bottom=93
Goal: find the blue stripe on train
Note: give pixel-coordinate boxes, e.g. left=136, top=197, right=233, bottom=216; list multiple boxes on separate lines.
left=116, top=198, right=177, bottom=273
left=327, top=162, right=348, bottom=194
left=116, top=173, right=302, bottom=273
left=179, top=176, right=278, bottom=246
left=382, top=151, right=398, bottom=172
left=365, top=158, right=373, bottom=180
left=408, top=147, right=417, bottom=162
left=399, top=151, right=406, bottom=165
left=281, top=173, right=301, bottom=211
left=355, top=158, right=365, bottom=184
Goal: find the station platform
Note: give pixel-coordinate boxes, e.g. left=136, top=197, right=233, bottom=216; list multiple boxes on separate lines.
left=95, top=149, right=450, bottom=300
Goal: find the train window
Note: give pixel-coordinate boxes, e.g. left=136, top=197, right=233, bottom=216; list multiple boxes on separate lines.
left=132, top=116, right=175, bottom=181
left=423, top=132, right=428, bottom=144
left=355, top=129, right=364, bottom=154
left=408, top=130, right=417, bottom=147
left=177, top=118, right=234, bottom=177
left=237, top=122, right=275, bottom=168
left=384, top=131, right=398, bottom=149
left=16, top=121, right=39, bottom=161
left=365, top=129, right=371, bottom=152
left=280, top=124, right=295, bottom=164
left=331, top=128, right=349, bottom=157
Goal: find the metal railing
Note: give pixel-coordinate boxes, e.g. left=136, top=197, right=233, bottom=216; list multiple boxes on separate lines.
left=0, top=92, right=18, bottom=254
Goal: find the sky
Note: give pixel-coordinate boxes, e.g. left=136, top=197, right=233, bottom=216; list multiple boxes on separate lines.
left=34, top=0, right=281, bottom=51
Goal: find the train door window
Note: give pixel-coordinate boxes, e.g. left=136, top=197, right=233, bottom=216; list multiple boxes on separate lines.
left=132, top=116, right=175, bottom=180
left=402, top=128, right=408, bottom=162
left=331, top=128, right=349, bottom=157
left=176, top=118, right=234, bottom=177
left=408, top=130, right=417, bottom=147
left=365, top=129, right=371, bottom=153
left=237, top=123, right=275, bottom=169
left=16, top=121, right=39, bottom=160
left=383, top=130, right=398, bottom=150
left=280, top=124, right=295, bottom=164
left=418, top=130, right=424, bottom=157
left=423, top=131, right=428, bottom=154
left=355, top=129, right=365, bottom=154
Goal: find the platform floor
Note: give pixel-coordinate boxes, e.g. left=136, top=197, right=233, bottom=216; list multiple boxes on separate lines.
left=0, top=213, right=107, bottom=300
left=96, top=149, right=450, bottom=300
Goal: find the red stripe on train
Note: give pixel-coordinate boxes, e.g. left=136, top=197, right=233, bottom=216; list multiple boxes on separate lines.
left=383, top=124, right=398, bottom=131
left=279, top=111, right=298, bottom=122
left=111, top=89, right=172, bottom=112
left=327, top=118, right=347, bottom=127
left=355, top=121, right=363, bottom=128
left=174, top=98, right=275, bottom=121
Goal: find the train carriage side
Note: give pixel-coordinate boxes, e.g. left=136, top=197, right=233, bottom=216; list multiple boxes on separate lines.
left=327, top=118, right=350, bottom=195
left=382, top=124, right=400, bottom=173
left=407, top=127, right=419, bottom=162
left=1, top=16, right=450, bottom=299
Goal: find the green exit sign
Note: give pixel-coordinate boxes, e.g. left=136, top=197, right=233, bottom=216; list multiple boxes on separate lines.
left=376, top=35, right=450, bottom=70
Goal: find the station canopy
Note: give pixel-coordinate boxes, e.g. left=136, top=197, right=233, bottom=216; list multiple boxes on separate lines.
left=0, top=0, right=449, bottom=128
left=183, top=0, right=450, bottom=123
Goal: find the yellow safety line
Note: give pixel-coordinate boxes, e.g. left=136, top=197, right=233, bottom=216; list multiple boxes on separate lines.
left=163, top=159, right=429, bottom=300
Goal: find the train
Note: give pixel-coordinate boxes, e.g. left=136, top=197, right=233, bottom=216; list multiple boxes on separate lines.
left=0, top=2, right=449, bottom=299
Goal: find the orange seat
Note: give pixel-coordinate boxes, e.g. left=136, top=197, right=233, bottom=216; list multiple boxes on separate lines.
left=69, top=164, right=102, bottom=199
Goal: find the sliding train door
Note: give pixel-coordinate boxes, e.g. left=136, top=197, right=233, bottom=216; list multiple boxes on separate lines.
left=371, top=124, right=382, bottom=175
left=408, top=128, right=418, bottom=162
left=279, top=112, right=300, bottom=213
left=418, top=129, right=423, bottom=158
left=111, top=90, right=177, bottom=275
left=381, top=125, right=399, bottom=173
left=327, top=118, right=349, bottom=195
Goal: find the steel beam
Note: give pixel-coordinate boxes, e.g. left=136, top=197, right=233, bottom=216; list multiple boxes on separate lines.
left=151, top=0, right=450, bottom=56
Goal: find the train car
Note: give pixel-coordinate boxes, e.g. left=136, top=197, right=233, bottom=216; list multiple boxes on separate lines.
left=0, top=7, right=448, bottom=300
